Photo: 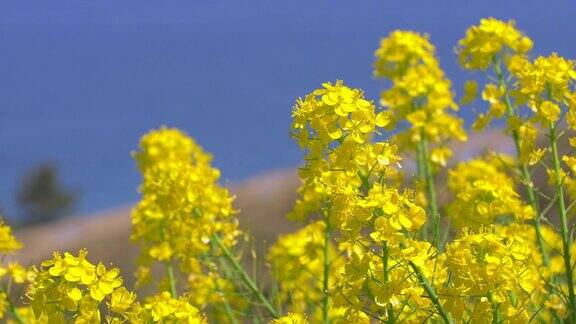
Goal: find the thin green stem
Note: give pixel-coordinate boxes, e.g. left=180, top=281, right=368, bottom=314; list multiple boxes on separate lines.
left=166, top=263, right=178, bottom=298
left=549, top=120, right=576, bottom=322
left=488, top=293, right=501, bottom=324
left=322, top=217, right=332, bottom=324
left=418, top=130, right=441, bottom=251
left=211, top=239, right=240, bottom=324
left=382, top=242, right=395, bottom=324
left=10, top=304, right=24, bottom=324
left=2, top=288, right=24, bottom=324
left=409, top=261, right=454, bottom=324
left=493, top=58, right=550, bottom=265
left=216, top=281, right=239, bottom=324
left=213, top=234, right=280, bottom=319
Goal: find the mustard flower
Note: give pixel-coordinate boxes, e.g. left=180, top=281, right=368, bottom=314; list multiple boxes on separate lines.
left=514, top=53, right=576, bottom=102
left=457, top=18, right=532, bottom=70
left=271, top=313, right=308, bottom=324
left=374, top=30, right=466, bottom=161
left=447, top=158, right=534, bottom=228
left=443, top=226, right=540, bottom=323
left=28, top=250, right=134, bottom=322
left=131, top=127, right=238, bottom=267
left=133, top=126, right=212, bottom=173
left=0, top=218, right=22, bottom=253
left=135, top=291, right=206, bottom=323
left=268, top=221, right=341, bottom=318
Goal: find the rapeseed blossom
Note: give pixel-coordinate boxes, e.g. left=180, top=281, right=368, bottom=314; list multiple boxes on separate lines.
left=457, top=18, right=532, bottom=70
left=5, top=15, right=576, bottom=324
left=446, top=157, right=534, bottom=228
left=131, top=127, right=238, bottom=267
left=374, top=30, right=466, bottom=164
left=28, top=250, right=131, bottom=322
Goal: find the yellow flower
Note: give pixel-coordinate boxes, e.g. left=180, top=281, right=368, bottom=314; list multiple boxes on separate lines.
left=447, top=157, right=534, bottom=228
left=0, top=218, right=22, bottom=253
left=457, top=18, right=532, bottom=70
left=481, top=83, right=501, bottom=104
left=148, top=242, right=174, bottom=261
left=133, top=126, right=211, bottom=173
left=90, top=264, right=123, bottom=301
left=268, top=222, right=341, bottom=317
left=109, top=287, right=137, bottom=314
left=7, top=263, right=27, bottom=284
left=43, top=250, right=96, bottom=284
left=514, top=53, right=576, bottom=102
left=443, top=226, right=540, bottom=322
left=375, top=30, right=466, bottom=154
left=0, top=292, right=6, bottom=319
left=430, top=147, right=452, bottom=167
left=563, top=155, right=576, bottom=175
left=373, top=30, right=436, bottom=79
left=538, top=100, right=561, bottom=123
left=461, top=80, right=478, bottom=105
left=271, top=313, right=308, bottom=324
left=28, top=250, right=132, bottom=322
left=132, top=127, right=239, bottom=265
left=140, top=292, right=205, bottom=323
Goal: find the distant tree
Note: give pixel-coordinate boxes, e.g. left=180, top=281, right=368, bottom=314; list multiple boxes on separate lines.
left=17, top=163, right=77, bottom=226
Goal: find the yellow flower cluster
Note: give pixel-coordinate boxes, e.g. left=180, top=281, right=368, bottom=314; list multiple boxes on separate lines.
left=332, top=238, right=446, bottom=322
left=457, top=18, right=532, bottom=135
left=267, top=221, right=338, bottom=317
left=134, top=126, right=212, bottom=173
left=135, top=291, right=206, bottom=323
left=27, top=249, right=207, bottom=323
left=131, top=127, right=238, bottom=269
left=447, top=157, right=535, bottom=228
left=374, top=30, right=466, bottom=165
left=0, top=220, right=21, bottom=253
left=28, top=250, right=130, bottom=323
left=443, top=226, right=540, bottom=322
left=0, top=218, right=32, bottom=322
left=271, top=313, right=308, bottom=324
left=514, top=53, right=576, bottom=103
left=457, top=18, right=532, bottom=70
left=289, top=81, right=394, bottom=221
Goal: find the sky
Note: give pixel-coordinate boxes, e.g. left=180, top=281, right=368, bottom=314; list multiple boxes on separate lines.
left=1, top=0, right=576, bottom=219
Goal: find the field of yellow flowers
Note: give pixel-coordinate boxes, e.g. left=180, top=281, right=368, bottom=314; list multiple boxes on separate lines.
left=2, top=17, right=576, bottom=323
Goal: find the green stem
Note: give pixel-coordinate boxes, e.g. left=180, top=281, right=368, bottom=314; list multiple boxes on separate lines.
left=213, top=234, right=280, bottom=319
left=216, top=281, right=239, bottom=324
left=488, top=293, right=501, bottom=324
left=211, top=239, right=239, bottom=324
left=322, top=217, right=332, bottom=324
left=549, top=121, right=576, bottom=322
left=9, top=304, right=24, bottom=324
left=418, top=130, right=441, bottom=251
left=409, top=261, right=454, bottom=324
left=166, top=263, right=178, bottom=298
left=494, top=58, right=550, bottom=265
left=382, top=242, right=395, bottom=324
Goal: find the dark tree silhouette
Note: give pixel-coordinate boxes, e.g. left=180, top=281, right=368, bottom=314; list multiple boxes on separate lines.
left=17, top=163, right=77, bottom=226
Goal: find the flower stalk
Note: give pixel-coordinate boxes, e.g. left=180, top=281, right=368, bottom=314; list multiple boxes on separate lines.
left=549, top=120, right=576, bottom=321
left=418, top=130, right=442, bottom=251
left=493, top=57, right=549, bottom=265
left=213, top=234, right=280, bottom=319
left=322, top=216, right=332, bottom=324
left=166, top=263, right=178, bottom=298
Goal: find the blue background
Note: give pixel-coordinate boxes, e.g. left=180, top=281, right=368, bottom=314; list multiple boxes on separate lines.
left=1, top=0, right=575, bottom=218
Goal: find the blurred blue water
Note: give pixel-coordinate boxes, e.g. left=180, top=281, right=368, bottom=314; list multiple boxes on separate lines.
left=1, top=0, right=575, bottom=218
